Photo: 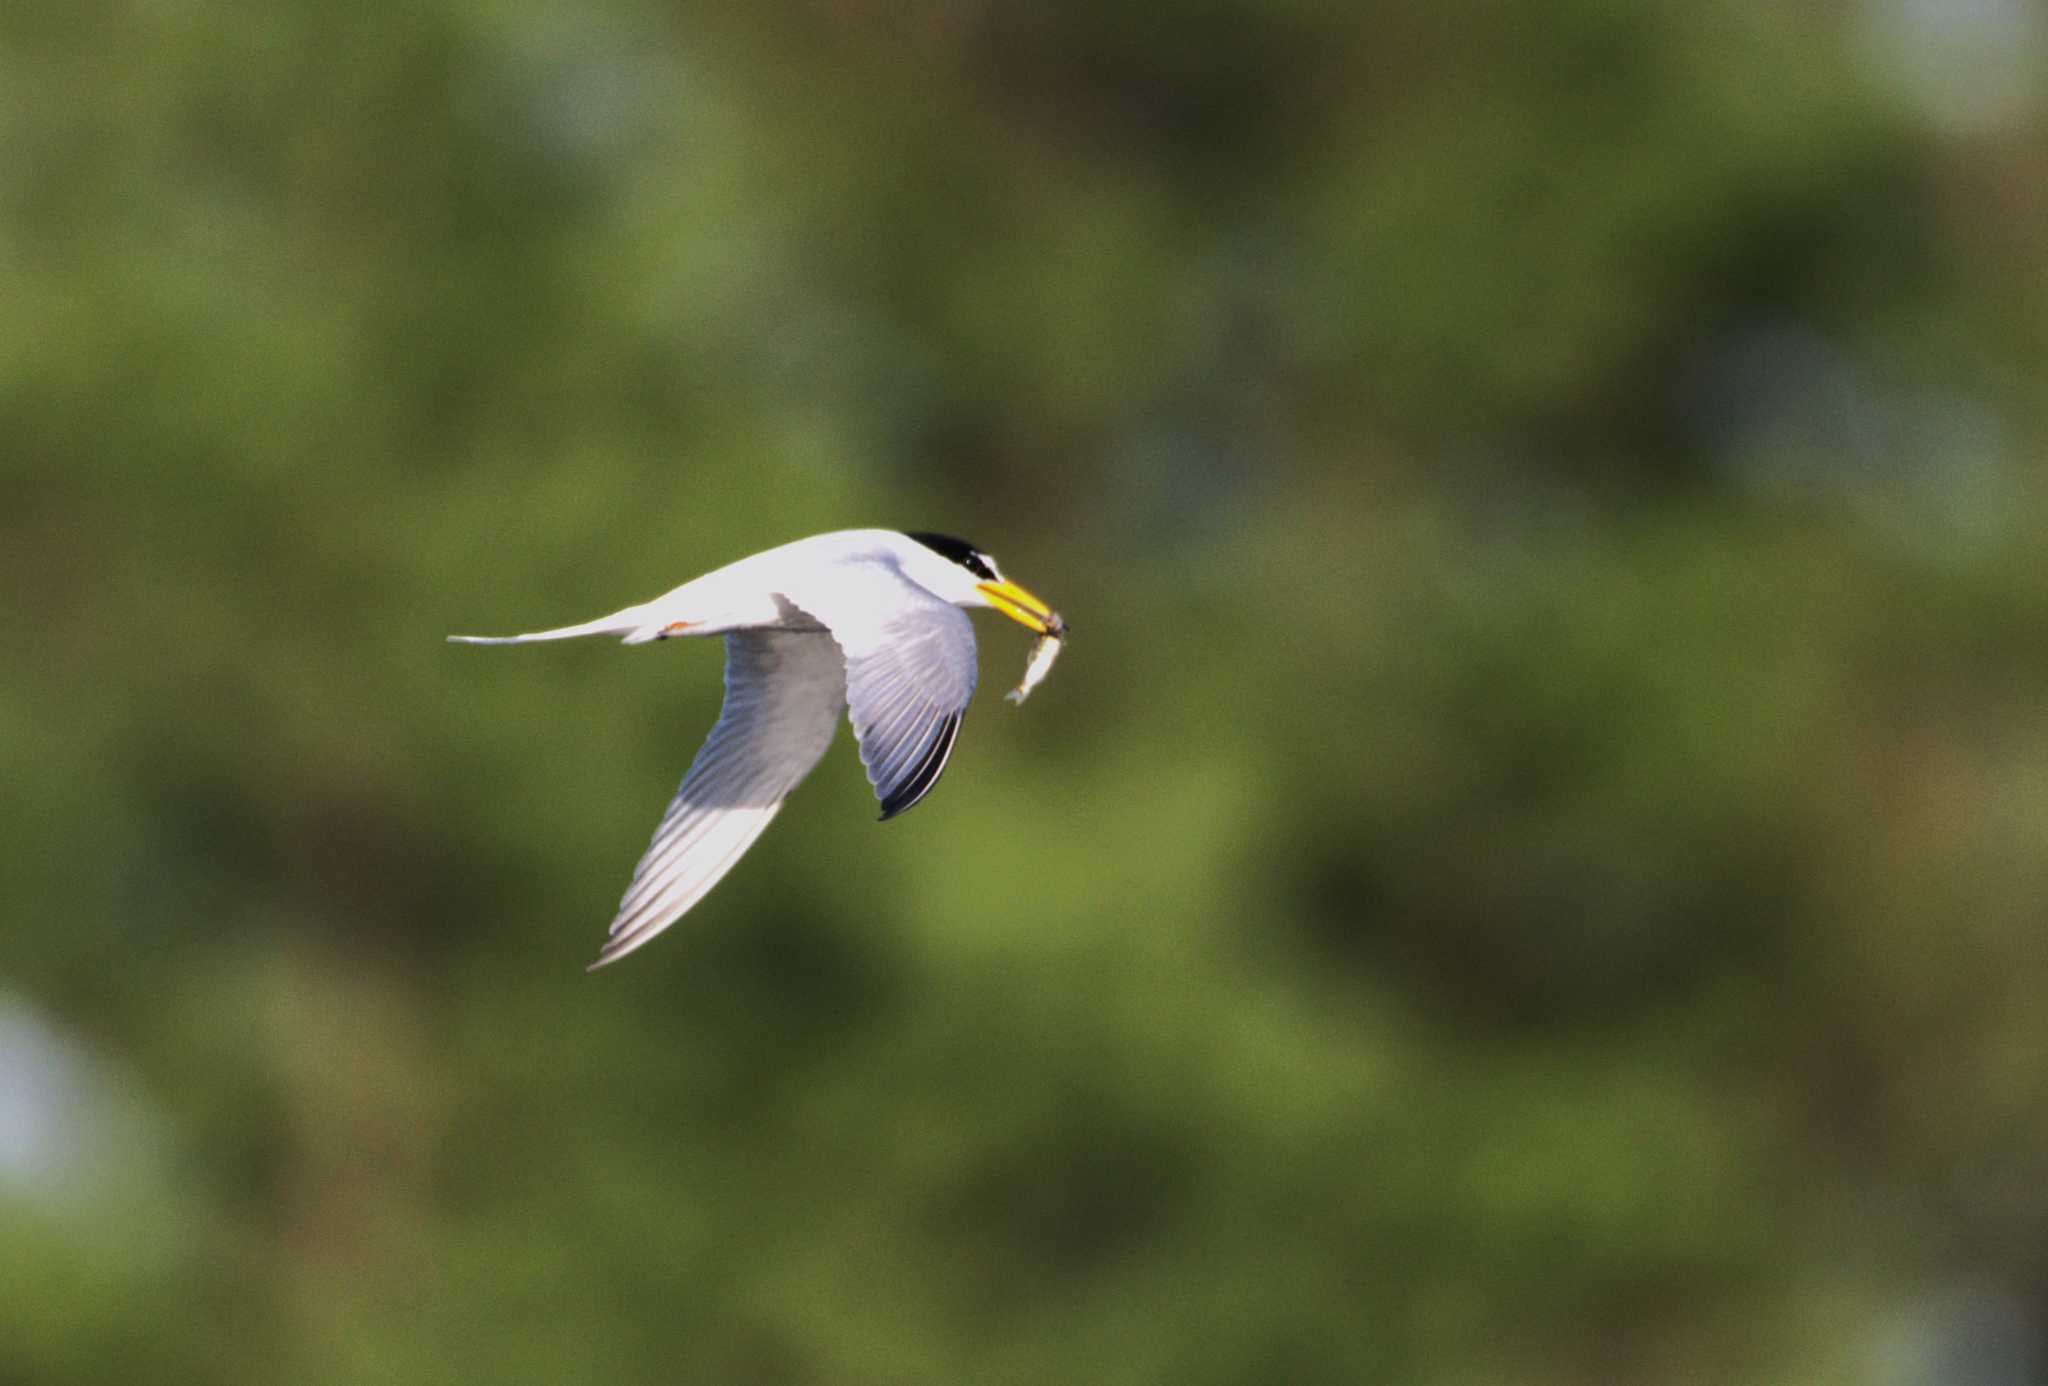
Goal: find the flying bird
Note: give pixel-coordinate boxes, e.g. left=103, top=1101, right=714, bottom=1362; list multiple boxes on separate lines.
left=451, top=529, right=1067, bottom=968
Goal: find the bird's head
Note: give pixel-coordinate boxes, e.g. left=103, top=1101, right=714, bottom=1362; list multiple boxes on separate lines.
left=901, top=531, right=1066, bottom=636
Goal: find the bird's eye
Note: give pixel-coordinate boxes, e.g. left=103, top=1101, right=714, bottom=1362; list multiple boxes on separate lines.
left=905, top=531, right=998, bottom=582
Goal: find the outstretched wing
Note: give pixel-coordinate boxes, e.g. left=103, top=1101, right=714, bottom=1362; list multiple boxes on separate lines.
left=846, top=600, right=977, bottom=819
left=593, top=629, right=845, bottom=968
left=790, top=570, right=980, bottom=821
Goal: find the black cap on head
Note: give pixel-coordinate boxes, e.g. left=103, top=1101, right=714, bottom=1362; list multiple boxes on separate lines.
left=904, top=531, right=997, bottom=582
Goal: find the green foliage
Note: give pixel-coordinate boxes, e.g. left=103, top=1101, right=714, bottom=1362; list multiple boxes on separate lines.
left=4, top=0, right=2045, bottom=1382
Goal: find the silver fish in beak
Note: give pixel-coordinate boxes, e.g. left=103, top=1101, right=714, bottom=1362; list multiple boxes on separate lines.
left=1005, top=613, right=1067, bottom=705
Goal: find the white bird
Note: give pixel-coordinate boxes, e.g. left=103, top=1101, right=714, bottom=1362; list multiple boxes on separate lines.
left=451, top=529, right=1067, bottom=969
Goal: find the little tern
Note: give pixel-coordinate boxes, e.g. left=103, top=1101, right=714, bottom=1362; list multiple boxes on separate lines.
left=451, top=529, right=1067, bottom=968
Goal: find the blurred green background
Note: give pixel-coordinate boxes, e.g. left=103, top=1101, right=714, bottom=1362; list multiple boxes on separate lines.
left=6, top=0, right=2048, bottom=1382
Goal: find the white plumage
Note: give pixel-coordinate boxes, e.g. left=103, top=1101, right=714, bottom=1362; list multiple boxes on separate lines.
left=451, top=528, right=1066, bottom=968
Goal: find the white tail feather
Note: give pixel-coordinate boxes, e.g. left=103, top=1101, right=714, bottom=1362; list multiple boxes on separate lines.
left=447, top=607, right=653, bottom=646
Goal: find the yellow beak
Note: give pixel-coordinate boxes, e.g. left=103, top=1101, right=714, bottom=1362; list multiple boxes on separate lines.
left=977, top=579, right=1064, bottom=636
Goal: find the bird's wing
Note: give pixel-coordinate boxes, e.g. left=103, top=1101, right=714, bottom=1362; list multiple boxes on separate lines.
left=593, top=629, right=846, bottom=968
left=790, top=569, right=980, bottom=821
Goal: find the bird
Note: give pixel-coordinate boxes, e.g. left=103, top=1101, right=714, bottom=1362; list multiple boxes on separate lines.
left=450, top=528, right=1067, bottom=969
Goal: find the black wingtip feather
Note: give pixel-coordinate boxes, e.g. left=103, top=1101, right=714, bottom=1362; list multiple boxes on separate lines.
left=877, top=712, right=963, bottom=821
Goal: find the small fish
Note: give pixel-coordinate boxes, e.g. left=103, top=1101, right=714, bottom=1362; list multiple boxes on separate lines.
left=1006, top=615, right=1067, bottom=705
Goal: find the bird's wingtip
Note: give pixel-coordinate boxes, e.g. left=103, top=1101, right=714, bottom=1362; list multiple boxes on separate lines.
left=586, top=931, right=642, bottom=970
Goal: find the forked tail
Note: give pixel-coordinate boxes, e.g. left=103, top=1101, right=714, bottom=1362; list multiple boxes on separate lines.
left=447, top=606, right=656, bottom=646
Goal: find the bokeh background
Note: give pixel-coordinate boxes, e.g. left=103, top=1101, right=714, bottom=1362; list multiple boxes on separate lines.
left=7, top=1, right=2048, bottom=1382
